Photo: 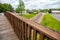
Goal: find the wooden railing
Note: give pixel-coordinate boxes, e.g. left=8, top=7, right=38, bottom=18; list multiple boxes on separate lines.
left=4, top=11, right=60, bottom=40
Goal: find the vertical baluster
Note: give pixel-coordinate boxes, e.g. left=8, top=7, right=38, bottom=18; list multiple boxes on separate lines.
left=28, top=26, right=31, bottom=40
left=14, top=17, right=17, bottom=35
left=13, top=17, right=16, bottom=29
left=20, top=21, right=23, bottom=40
left=33, top=29, right=37, bottom=40
left=19, top=20, right=22, bottom=40
left=7, top=13, right=9, bottom=20
left=12, top=16, right=14, bottom=29
left=11, top=15, right=13, bottom=26
left=17, top=18, right=20, bottom=38
left=12, top=15, right=14, bottom=26
left=7, top=13, right=8, bottom=19
left=25, top=23, right=28, bottom=40
left=39, top=32, right=44, bottom=40
left=12, top=15, right=14, bottom=27
left=22, top=22, right=25, bottom=40
left=13, top=17, right=19, bottom=39
left=10, top=14, right=12, bottom=23
left=9, top=13, right=11, bottom=22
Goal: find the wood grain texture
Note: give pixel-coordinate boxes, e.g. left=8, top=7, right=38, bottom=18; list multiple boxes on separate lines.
left=0, top=15, right=19, bottom=40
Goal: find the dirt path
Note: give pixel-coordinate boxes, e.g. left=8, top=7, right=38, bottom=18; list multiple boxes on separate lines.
left=30, top=12, right=45, bottom=24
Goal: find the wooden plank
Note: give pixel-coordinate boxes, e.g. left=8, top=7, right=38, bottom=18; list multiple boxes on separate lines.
left=25, top=23, right=28, bottom=40
left=19, top=20, right=22, bottom=40
left=20, top=21, right=23, bottom=40
left=33, top=29, right=37, bottom=40
left=39, top=32, right=44, bottom=40
left=27, top=26, right=31, bottom=40
left=0, top=15, right=19, bottom=40
left=22, top=22, right=25, bottom=40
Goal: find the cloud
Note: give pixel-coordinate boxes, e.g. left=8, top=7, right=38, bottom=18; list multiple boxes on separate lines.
left=0, top=0, right=19, bottom=9
left=10, top=0, right=19, bottom=9
left=0, top=0, right=60, bottom=10
left=43, top=0, right=60, bottom=9
left=0, top=0, right=10, bottom=3
left=23, top=0, right=60, bottom=9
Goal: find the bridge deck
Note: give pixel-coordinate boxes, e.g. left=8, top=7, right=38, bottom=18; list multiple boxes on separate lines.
left=0, top=14, right=19, bottom=40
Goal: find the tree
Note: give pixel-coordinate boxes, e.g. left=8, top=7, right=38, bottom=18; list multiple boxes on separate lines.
left=40, top=9, right=48, bottom=13
left=8, top=4, right=14, bottom=12
left=26, top=9, right=30, bottom=13
left=26, top=9, right=32, bottom=14
left=0, top=3, right=14, bottom=13
left=3, top=3, right=14, bottom=12
left=32, top=9, right=39, bottom=14
left=0, top=3, right=3, bottom=13
left=48, top=9, right=52, bottom=13
left=16, top=0, right=25, bottom=16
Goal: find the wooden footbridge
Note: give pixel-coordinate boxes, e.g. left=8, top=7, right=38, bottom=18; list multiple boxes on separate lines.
left=0, top=11, right=60, bottom=40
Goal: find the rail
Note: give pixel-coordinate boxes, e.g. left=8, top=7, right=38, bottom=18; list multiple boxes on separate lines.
left=4, top=11, right=60, bottom=40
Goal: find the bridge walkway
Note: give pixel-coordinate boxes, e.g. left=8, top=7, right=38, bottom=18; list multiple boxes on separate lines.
left=0, top=14, right=19, bottom=40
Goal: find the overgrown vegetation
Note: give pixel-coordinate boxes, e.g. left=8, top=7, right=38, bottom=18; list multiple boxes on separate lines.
left=41, top=14, right=60, bottom=32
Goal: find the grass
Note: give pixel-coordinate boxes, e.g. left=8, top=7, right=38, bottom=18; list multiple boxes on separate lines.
left=22, top=13, right=60, bottom=40
left=22, top=13, right=36, bottom=19
left=41, top=14, right=60, bottom=32
left=22, top=13, right=60, bottom=32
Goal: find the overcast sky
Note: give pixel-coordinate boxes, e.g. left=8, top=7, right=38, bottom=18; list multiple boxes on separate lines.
left=0, top=0, right=60, bottom=10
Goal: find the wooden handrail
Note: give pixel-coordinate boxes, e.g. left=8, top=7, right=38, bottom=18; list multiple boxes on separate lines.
left=4, top=11, right=60, bottom=40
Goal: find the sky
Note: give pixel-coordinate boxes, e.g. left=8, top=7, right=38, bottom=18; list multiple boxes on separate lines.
left=0, top=0, right=60, bottom=10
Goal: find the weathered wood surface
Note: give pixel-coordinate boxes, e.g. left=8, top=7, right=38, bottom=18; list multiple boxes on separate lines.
left=5, top=12, right=60, bottom=40
left=0, top=15, right=19, bottom=40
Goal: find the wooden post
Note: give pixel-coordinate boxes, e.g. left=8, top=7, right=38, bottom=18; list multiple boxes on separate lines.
left=39, top=32, right=44, bottom=40
left=33, top=29, right=37, bottom=40
left=28, top=26, right=31, bottom=40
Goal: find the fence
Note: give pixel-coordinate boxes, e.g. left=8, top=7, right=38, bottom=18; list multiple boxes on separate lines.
left=4, top=11, right=60, bottom=40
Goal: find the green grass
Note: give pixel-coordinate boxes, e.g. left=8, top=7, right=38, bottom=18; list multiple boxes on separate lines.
left=22, top=13, right=60, bottom=40
left=22, top=13, right=36, bottom=19
left=41, top=14, right=60, bottom=32
left=22, top=13, right=60, bottom=32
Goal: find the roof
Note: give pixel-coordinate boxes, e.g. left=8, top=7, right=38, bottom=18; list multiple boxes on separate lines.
left=52, top=11, right=60, bottom=12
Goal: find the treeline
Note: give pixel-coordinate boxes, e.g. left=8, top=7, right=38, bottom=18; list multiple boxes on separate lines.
left=0, top=3, right=14, bottom=13
left=26, top=8, right=60, bottom=14
left=26, top=9, right=49, bottom=14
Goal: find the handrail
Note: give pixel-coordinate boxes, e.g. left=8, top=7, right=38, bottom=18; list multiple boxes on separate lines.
left=4, top=11, right=60, bottom=40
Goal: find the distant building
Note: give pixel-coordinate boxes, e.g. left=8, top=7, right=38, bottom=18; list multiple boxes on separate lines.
left=22, top=10, right=28, bottom=14
left=52, top=10, right=60, bottom=14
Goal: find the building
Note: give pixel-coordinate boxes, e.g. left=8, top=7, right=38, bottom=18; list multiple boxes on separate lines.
left=52, top=10, right=60, bottom=14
